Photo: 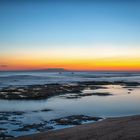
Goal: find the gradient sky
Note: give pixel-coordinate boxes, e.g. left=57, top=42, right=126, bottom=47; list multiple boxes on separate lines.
left=0, top=0, right=140, bottom=71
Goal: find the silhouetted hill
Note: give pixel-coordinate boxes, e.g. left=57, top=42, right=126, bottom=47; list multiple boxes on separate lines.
left=38, top=68, right=68, bottom=72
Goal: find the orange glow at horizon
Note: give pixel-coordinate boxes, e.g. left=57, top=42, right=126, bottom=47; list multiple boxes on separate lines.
left=1, top=57, right=140, bottom=71
left=1, top=44, right=140, bottom=71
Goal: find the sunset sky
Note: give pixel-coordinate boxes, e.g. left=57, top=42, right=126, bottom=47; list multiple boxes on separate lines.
left=0, top=0, right=140, bottom=71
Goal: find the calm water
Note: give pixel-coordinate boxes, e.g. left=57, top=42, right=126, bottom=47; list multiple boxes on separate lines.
left=0, top=71, right=140, bottom=137
left=0, top=85, right=140, bottom=117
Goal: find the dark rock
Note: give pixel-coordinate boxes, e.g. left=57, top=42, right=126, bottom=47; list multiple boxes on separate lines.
left=13, top=123, right=53, bottom=132
left=51, top=115, right=102, bottom=125
left=0, top=81, right=139, bottom=100
left=128, top=89, right=133, bottom=91
left=0, top=133, right=13, bottom=140
left=41, top=109, right=52, bottom=112
left=13, top=123, right=44, bottom=131
left=79, top=92, right=112, bottom=97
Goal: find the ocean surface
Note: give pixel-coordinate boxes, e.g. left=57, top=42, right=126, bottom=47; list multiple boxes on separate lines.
left=0, top=71, right=140, bottom=88
left=0, top=71, right=140, bottom=137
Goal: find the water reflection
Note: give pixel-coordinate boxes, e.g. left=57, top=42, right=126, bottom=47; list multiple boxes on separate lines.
left=0, top=85, right=140, bottom=116
left=0, top=84, right=140, bottom=137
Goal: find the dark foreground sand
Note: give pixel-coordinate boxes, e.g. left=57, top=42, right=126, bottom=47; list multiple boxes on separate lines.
left=10, top=115, right=140, bottom=140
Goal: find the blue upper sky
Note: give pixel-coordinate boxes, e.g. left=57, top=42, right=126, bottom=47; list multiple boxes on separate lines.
left=0, top=0, right=140, bottom=49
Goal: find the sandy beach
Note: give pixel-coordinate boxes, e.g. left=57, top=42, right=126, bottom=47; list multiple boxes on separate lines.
left=9, top=115, right=140, bottom=140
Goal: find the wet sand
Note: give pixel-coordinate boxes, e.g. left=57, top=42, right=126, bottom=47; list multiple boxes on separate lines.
left=10, top=115, right=140, bottom=140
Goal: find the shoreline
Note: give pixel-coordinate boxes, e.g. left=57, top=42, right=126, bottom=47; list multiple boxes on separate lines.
left=1, top=80, right=140, bottom=139
left=9, top=115, right=140, bottom=140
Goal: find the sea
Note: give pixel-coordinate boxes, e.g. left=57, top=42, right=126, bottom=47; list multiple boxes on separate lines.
left=0, top=71, right=140, bottom=137
left=0, top=71, right=140, bottom=88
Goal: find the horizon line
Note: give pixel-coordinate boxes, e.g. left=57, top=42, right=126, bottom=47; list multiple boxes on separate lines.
left=0, top=68, right=140, bottom=72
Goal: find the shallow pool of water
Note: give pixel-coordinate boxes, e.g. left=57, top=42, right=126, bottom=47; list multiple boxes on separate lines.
left=0, top=84, right=140, bottom=138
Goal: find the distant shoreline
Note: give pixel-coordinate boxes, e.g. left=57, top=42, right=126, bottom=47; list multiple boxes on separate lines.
left=10, top=115, right=140, bottom=140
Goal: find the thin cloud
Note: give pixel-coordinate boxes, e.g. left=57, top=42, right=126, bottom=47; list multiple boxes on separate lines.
left=0, top=64, right=8, bottom=68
